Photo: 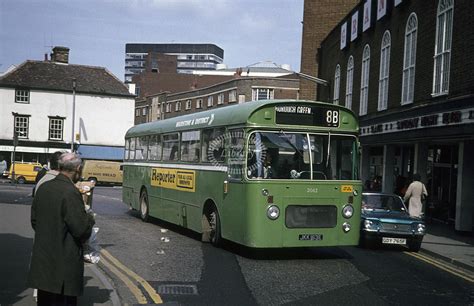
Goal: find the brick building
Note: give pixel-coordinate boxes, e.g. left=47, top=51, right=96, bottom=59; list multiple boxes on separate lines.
left=299, top=0, right=358, bottom=100
left=315, top=0, right=474, bottom=231
left=135, top=75, right=300, bottom=123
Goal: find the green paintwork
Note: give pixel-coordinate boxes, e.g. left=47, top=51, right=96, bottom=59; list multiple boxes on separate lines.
left=123, top=99, right=361, bottom=248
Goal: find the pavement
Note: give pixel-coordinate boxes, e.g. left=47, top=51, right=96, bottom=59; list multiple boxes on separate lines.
left=421, top=220, right=474, bottom=272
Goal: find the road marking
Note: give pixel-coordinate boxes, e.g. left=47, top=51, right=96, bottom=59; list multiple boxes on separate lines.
left=100, top=249, right=163, bottom=304
left=405, top=251, right=474, bottom=283
left=100, top=256, right=148, bottom=304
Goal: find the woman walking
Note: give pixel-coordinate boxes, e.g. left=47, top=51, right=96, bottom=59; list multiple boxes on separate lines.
left=404, top=173, right=428, bottom=218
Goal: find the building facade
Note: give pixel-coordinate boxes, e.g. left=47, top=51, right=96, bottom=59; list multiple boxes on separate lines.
left=0, top=47, right=135, bottom=166
left=315, top=0, right=474, bottom=231
left=134, top=75, right=300, bottom=123
left=125, top=43, right=224, bottom=83
left=299, top=0, right=358, bottom=100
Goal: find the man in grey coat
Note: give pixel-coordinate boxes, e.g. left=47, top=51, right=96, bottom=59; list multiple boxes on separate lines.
left=27, top=153, right=95, bottom=305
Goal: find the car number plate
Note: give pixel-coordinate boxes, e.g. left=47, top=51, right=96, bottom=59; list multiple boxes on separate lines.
left=382, top=237, right=406, bottom=245
left=299, top=234, right=323, bottom=241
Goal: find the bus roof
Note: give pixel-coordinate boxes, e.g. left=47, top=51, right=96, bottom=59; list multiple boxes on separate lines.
left=125, top=99, right=356, bottom=138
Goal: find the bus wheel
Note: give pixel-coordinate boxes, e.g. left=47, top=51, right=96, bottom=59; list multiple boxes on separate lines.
left=140, top=189, right=149, bottom=222
left=89, top=177, right=98, bottom=185
left=17, top=176, right=25, bottom=184
left=207, top=206, right=221, bottom=246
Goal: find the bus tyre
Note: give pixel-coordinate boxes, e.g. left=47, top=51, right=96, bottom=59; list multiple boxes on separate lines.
left=203, top=206, right=221, bottom=246
left=17, top=176, right=25, bottom=184
left=140, top=189, right=150, bottom=222
left=89, top=177, right=98, bottom=185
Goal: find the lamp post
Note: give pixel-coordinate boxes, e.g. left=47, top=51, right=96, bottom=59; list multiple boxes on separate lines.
left=12, top=130, right=18, bottom=185
left=71, top=78, right=77, bottom=152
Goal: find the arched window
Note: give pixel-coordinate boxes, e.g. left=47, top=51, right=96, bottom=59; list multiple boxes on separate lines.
left=333, top=65, right=341, bottom=104
left=360, top=45, right=370, bottom=115
left=402, top=13, right=418, bottom=105
left=378, top=31, right=391, bottom=111
left=345, top=56, right=354, bottom=109
left=433, top=0, right=454, bottom=95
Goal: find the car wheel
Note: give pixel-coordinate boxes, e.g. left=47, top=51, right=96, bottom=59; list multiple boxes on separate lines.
left=17, top=176, right=26, bottom=184
left=408, top=240, right=422, bottom=252
left=140, top=189, right=149, bottom=222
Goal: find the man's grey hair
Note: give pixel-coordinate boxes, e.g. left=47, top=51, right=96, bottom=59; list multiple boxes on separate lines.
left=58, top=153, right=82, bottom=172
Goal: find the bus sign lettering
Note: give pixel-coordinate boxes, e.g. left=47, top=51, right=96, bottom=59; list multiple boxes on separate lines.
left=275, top=105, right=339, bottom=127
left=151, top=168, right=195, bottom=192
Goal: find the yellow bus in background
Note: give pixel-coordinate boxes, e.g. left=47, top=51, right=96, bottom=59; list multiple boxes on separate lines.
left=82, top=160, right=123, bottom=185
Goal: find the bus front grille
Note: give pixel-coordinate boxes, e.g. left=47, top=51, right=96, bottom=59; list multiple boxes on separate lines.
left=285, top=205, right=337, bottom=228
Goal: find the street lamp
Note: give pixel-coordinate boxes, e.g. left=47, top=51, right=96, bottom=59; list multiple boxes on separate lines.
left=71, top=78, right=77, bottom=152
left=11, top=128, right=25, bottom=186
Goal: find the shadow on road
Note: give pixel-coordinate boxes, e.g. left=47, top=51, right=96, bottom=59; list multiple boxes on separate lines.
left=127, top=209, right=353, bottom=261
left=0, top=233, right=33, bottom=305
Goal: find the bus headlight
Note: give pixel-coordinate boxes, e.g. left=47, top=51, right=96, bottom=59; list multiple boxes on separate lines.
left=267, top=205, right=280, bottom=220
left=342, top=204, right=354, bottom=218
left=342, top=222, right=351, bottom=233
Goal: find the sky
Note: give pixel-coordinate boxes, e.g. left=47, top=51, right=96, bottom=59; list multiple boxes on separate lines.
left=0, top=0, right=304, bottom=81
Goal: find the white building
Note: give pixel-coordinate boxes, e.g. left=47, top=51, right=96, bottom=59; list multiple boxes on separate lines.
left=0, top=47, right=135, bottom=166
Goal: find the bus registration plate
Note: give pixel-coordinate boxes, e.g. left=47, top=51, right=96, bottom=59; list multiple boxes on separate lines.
left=299, top=234, right=323, bottom=241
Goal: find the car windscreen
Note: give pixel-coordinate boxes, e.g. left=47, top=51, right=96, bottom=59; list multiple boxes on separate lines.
left=362, top=194, right=406, bottom=212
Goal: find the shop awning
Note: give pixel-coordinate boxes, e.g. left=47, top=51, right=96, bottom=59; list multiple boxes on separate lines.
left=76, top=145, right=124, bottom=161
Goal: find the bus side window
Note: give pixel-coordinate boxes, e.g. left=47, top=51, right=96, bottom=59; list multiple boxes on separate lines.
left=201, top=128, right=225, bottom=163
left=163, top=133, right=179, bottom=161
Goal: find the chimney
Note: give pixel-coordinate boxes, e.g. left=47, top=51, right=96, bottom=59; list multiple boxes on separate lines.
left=51, top=46, right=70, bottom=63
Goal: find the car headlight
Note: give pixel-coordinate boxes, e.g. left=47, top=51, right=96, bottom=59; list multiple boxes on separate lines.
left=416, top=223, right=426, bottom=233
left=363, top=219, right=379, bottom=231
left=342, top=204, right=354, bottom=218
left=267, top=205, right=280, bottom=220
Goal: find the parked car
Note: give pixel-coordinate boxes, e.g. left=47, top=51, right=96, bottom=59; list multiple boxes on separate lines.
left=360, top=192, right=425, bottom=252
left=7, top=162, right=43, bottom=184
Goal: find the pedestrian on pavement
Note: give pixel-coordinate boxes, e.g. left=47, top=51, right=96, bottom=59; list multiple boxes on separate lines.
left=33, top=151, right=63, bottom=197
left=404, top=173, right=428, bottom=218
left=27, top=153, right=95, bottom=306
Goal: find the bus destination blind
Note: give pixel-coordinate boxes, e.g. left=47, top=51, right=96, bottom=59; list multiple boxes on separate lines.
left=275, top=105, right=340, bottom=127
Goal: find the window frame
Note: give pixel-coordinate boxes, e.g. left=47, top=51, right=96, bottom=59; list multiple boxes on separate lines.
left=378, top=31, right=391, bottom=111
left=217, top=93, right=225, bottom=105
left=345, top=56, right=354, bottom=110
left=14, top=114, right=30, bottom=139
left=15, top=89, right=30, bottom=104
left=402, top=13, right=418, bottom=105
left=359, top=45, right=370, bottom=116
left=207, top=96, right=214, bottom=107
left=333, top=64, right=341, bottom=104
left=432, top=0, right=454, bottom=96
left=252, top=88, right=274, bottom=101
left=48, top=117, right=64, bottom=141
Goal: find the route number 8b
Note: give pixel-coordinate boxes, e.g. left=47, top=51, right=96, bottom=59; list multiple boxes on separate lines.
left=326, top=110, right=339, bottom=125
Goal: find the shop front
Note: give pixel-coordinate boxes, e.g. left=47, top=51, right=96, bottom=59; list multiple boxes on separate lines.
left=360, top=102, right=474, bottom=232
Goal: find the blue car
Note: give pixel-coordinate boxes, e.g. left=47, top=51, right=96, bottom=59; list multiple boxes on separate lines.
left=360, top=193, right=425, bottom=252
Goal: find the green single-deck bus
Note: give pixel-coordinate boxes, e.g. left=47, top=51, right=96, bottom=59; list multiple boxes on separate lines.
left=123, top=99, right=361, bottom=248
